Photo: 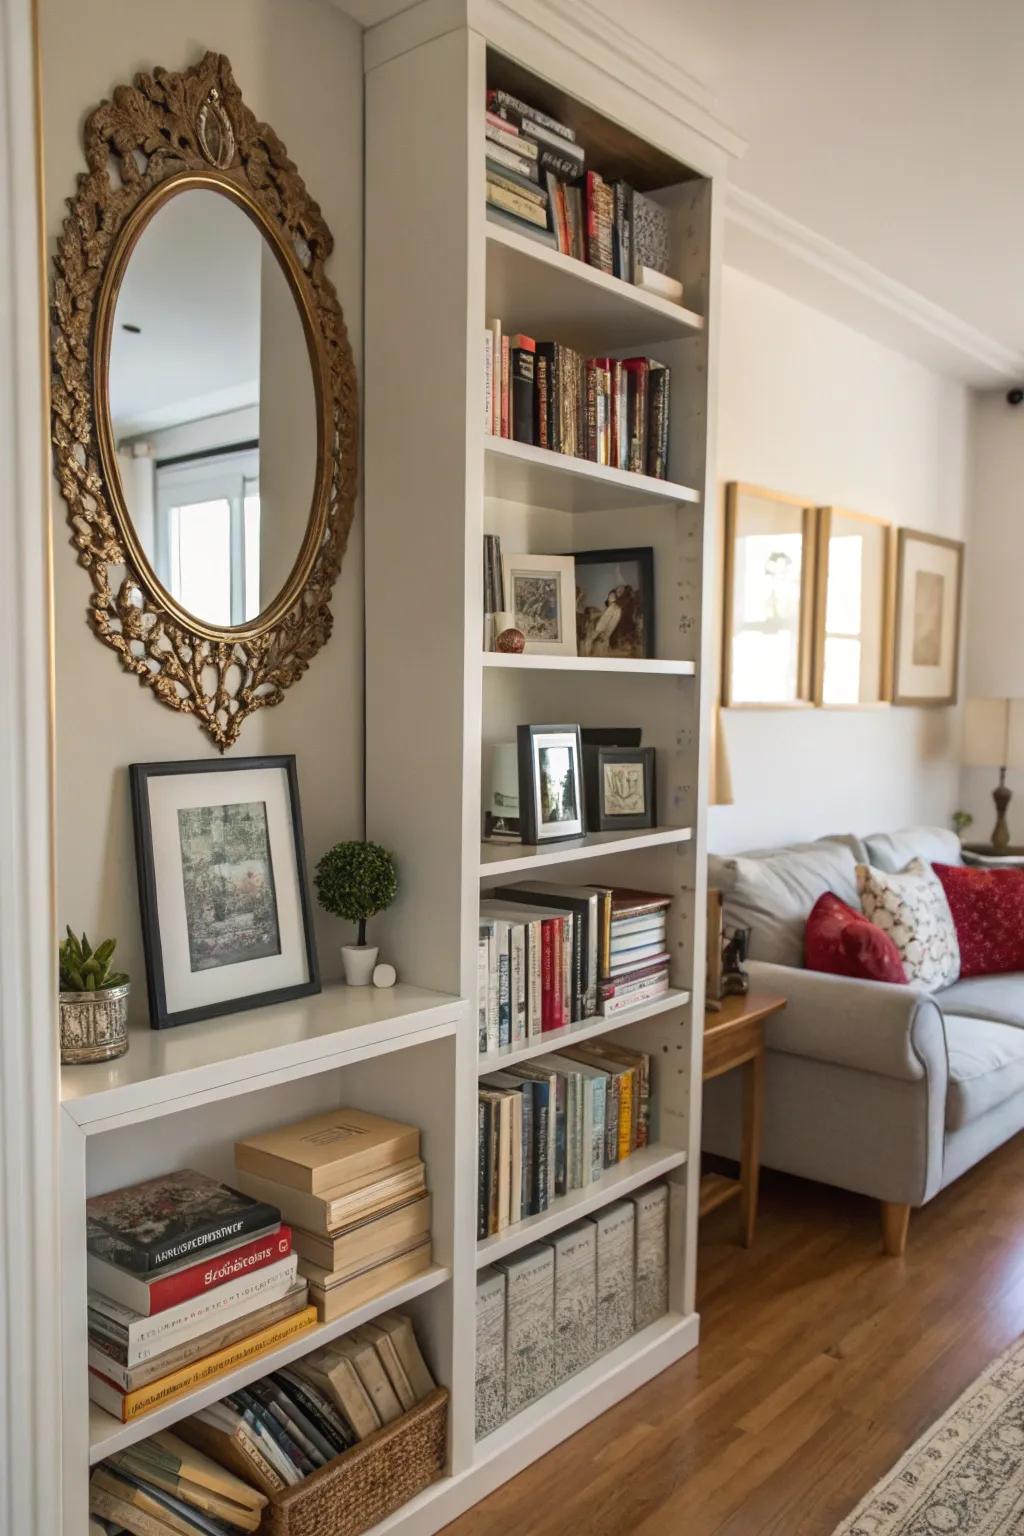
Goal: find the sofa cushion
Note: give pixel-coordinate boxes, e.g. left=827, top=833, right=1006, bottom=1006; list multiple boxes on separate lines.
left=804, top=893, right=907, bottom=984
left=857, top=859, right=960, bottom=991
left=932, top=861, right=1024, bottom=977
left=863, top=826, right=962, bottom=873
left=945, top=1014, right=1024, bottom=1130
left=937, top=973, right=1024, bottom=1028
left=709, top=839, right=863, bottom=967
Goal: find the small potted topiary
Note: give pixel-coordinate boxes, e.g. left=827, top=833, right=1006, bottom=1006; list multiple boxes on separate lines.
left=315, top=840, right=398, bottom=986
left=58, top=928, right=131, bottom=1064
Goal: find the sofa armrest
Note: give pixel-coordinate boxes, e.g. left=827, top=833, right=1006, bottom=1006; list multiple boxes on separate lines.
left=744, top=960, right=949, bottom=1084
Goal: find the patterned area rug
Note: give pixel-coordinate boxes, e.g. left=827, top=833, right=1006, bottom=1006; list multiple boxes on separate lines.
left=835, top=1334, right=1024, bottom=1534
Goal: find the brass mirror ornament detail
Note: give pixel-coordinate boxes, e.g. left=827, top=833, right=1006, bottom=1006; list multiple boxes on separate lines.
left=50, top=52, right=357, bottom=749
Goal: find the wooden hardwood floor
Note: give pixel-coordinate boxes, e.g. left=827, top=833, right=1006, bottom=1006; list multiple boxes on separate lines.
left=447, top=1135, right=1024, bottom=1535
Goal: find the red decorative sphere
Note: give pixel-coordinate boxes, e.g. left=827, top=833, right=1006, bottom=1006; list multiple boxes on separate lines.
left=496, top=627, right=526, bottom=654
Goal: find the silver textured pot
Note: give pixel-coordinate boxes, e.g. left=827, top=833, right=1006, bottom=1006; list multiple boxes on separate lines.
left=59, top=981, right=130, bottom=1064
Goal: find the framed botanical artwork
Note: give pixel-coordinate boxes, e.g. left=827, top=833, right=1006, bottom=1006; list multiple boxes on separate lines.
left=892, top=530, right=964, bottom=706
left=573, top=547, right=654, bottom=659
left=501, top=552, right=577, bottom=656
left=130, top=756, right=320, bottom=1029
left=583, top=745, right=656, bottom=831
left=813, top=507, right=895, bottom=706
left=517, top=724, right=586, bottom=844
left=722, top=484, right=817, bottom=707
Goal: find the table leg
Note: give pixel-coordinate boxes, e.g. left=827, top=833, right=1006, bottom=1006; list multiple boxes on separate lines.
left=739, top=1049, right=764, bottom=1248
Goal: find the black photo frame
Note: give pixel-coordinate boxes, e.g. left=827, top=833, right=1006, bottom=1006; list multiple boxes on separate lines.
left=572, top=547, right=655, bottom=659
left=583, top=745, right=657, bottom=831
left=130, top=756, right=320, bottom=1029
left=516, top=724, right=587, bottom=845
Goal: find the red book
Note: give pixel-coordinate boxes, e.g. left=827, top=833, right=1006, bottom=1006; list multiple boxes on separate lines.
left=540, top=920, right=554, bottom=1030
left=550, top=917, right=565, bottom=1029
left=87, top=1226, right=292, bottom=1316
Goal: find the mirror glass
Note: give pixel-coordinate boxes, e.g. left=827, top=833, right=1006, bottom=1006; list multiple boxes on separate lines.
left=726, top=487, right=813, bottom=705
left=819, top=511, right=890, bottom=705
left=108, top=187, right=317, bottom=629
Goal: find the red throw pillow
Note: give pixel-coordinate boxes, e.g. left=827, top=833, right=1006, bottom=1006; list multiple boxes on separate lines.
left=932, top=862, right=1024, bottom=978
left=804, top=892, right=907, bottom=983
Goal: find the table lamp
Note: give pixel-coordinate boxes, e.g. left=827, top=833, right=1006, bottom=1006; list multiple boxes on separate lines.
left=963, top=698, right=1024, bottom=852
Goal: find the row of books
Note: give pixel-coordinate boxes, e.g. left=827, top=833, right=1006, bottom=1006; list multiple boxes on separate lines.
left=475, top=1183, right=669, bottom=1437
left=484, top=87, right=682, bottom=304
left=89, top=1311, right=435, bottom=1534
left=478, top=1037, right=650, bottom=1237
left=484, top=323, right=671, bottom=479
left=478, top=883, right=672, bottom=1053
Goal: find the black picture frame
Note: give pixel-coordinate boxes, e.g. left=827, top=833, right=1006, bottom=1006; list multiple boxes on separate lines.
left=130, top=755, right=320, bottom=1029
left=580, top=727, right=643, bottom=749
left=571, top=547, right=655, bottom=660
left=583, top=745, right=657, bottom=831
left=517, top=724, right=587, bottom=845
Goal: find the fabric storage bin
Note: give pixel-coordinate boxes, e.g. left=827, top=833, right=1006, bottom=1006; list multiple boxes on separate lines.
left=261, top=1387, right=449, bottom=1536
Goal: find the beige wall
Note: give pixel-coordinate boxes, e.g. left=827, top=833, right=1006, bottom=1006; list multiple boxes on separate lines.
left=41, top=0, right=364, bottom=1014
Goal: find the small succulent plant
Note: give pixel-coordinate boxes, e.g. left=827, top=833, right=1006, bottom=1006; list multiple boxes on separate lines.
left=952, top=810, right=974, bottom=837
left=59, top=928, right=129, bottom=993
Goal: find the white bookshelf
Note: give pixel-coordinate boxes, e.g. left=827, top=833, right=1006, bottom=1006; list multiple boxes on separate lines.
left=363, top=4, right=732, bottom=1532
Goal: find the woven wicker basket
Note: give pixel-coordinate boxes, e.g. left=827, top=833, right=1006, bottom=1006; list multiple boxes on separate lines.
left=260, top=1387, right=449, bottom=1536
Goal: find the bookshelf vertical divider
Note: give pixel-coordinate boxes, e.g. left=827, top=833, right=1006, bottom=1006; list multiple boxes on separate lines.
left=364, top=2, right=733, bottom=1527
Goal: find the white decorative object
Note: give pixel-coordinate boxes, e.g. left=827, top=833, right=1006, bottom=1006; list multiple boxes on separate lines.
left=857, top=859, right=960, bottom=990
left=372, top=962, right=397, bottom=989
left=341, top=944, right=379, bottom=986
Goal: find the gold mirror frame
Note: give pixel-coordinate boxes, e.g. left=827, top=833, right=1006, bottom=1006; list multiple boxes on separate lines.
left=50, top=52, right=358, bottom=750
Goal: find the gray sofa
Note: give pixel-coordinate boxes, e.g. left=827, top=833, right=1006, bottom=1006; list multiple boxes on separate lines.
left=704, top=826, right=1024, bottom=1255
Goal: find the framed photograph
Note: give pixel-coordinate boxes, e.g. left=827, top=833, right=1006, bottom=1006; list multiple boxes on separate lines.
left=722, top=484, right=817, bottom=706
left=573, top=547, right=655, bottom=659
left=517, top=724, right=586, bottom=844
left=583, top=745, right=656, bottom=831
left=813, top=507, right=895, bottom=706
left=501, top=552, right=577, bottom=656
left=130, top=756, right=320, bottom=1029
left=892, top=529, right=964, bottom=706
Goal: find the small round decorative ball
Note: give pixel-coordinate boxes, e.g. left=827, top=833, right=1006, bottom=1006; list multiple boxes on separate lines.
left=372, top=962, right=397, bottom=989
left=496, top=627, right=526, bottom=654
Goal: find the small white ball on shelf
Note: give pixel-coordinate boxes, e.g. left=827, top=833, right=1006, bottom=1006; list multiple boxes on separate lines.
left=372, top=961, right=397, bottom=989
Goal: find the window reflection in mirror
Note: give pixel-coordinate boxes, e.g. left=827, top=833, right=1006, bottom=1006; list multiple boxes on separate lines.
left=816, top=509, right=893, bottom=706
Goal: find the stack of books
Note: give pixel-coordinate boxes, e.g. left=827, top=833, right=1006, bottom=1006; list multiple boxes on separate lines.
left=477, top=1037, right=650, bottom=1237
left=478, top=883, right=672, bottom=1052
left=474, top=1183, right=669, bottom=1437
left=484, top=323, right=671, bottom=478
left=484, top=87, right=684, bottom=309
left=86, top=1170, right=315, bottom=1424
left=233, top=1109, right=433, bottom=1324
left=88, top=1427, right=270, bottom=1534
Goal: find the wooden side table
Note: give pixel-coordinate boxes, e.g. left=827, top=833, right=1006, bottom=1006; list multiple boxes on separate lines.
left=700, top=992, right=786, bottom=1247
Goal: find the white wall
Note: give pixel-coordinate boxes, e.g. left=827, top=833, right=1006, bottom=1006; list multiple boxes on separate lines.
left=711, top=266, right=969, bottom=853
left=41, top=0, right=365, bottom=1015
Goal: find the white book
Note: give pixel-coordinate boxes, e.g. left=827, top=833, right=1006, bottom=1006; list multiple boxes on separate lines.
left=485, top=121, right=538, bottom=159
left=483, top=329, right=494, bottom=434
left=612, top=913, right=668, bottom=940
left=544, top=1220, right=597, bottom=1383
left=475, top=1268, right=506, bottom=1439
left=478, top=918, right=500, bottom=1053
left=635, top=264, right=684, bottom=303
left=477, top=931, right=490, bottom=1054
left=509, top=922, right=527, bottom=1045
left=547, top=1055, right=607, bottom=1184
left=590, top=1200, right=635, bottom=1351
left=601, top=975, right=670, bottom=1017
left=609, top=940, right=669, bottom=971
left=480, top=903, right=550, bottom=1040
left=496, top=1242, right=554, bottom=1416
left=487, top=316, right=502, bottom=437
left=630, top=1183, right=669, bottom=1330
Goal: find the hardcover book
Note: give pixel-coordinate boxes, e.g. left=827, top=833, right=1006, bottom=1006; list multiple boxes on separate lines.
left=86, top=1170, right=280, bottom=1276
left=331, top=1334, right=404, bottom=1426
left=305, top=1237, right=432, bottom=1323
left=294, top=1342, right=381, bottom=1441
left=496, top=1242, right=555, bottom=1416
left=235, top=1108, right=420, bottom=1195
left=174, top=1410, right=286, bottom=1498
left=591, top=1200, right=636, bottom=1351
left=87, top=1225, right=291, bottom=1316
left=630, top=1183, right=670, bottom=1329
left=475, top=1267, right=506, bottom=1439
left=371, top=1311, right=436, bottom=1401
left=230, top=1158, right=426, bottom=1238
left=289, top=1192, right=431, bottom=1273
left=545, top=1220, right=597, bottom=1383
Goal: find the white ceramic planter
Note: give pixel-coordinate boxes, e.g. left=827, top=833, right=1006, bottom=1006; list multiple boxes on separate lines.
left=341, top=944, right=379, bottom=986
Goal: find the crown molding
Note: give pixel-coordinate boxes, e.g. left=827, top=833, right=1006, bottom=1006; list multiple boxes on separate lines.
left=726, top=185, right=1024, bottom=387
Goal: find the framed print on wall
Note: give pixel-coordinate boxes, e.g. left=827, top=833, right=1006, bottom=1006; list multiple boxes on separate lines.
left=130, top=756, right=320, bottom=1029
left=517, top=724, right=586, bottom=844
left=813, top=507, right=895, bottom=706
left=501, top=552, right=577, bottom=657
left=892, top=529, right=964, bottom=706
left=722, top=483, right=817, bottom=707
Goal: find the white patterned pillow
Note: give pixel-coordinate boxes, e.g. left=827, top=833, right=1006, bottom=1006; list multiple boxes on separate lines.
left=856, top=858, right=960, bottom=991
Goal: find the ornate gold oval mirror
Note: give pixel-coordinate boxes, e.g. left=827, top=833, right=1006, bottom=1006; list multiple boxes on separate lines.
left=51, top=52, right=357, bottom=749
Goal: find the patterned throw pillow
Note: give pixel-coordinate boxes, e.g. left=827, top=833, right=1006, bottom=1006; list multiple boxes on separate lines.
left=932, top=862, right=1024, bottom=977
left=856, top=858, right=960, bottom=990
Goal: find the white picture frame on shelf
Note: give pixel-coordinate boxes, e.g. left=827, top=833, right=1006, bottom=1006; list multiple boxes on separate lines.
left=500, top=552, right=577, bottom=656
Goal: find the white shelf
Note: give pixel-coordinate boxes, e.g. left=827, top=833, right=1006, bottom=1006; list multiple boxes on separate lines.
left=477, top=988, right=690, bottom=1074
left=485, top=221, right=704, bottom=350
left=476, top=1144, right=687, bottom=1267
left=61, top=983, right=463, bottom=1132
left=87, top=1264, right=451, bottom=1464
left=485, top=436, right=700, bottom=513
left=482, top=652, right=696, bottom=676
left=480, top=825, right=693, bottom=878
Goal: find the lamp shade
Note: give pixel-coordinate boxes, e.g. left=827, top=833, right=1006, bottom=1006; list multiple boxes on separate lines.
left=963, top=699, right=1024, bottom=770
